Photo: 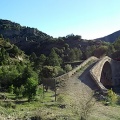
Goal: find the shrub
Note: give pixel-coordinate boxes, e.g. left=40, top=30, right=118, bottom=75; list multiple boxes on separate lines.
left=64, top=64, right=72, bottom=72
left=8, top=84, right=14, bottom=94
left=4, top=101, right=16, bottom=109
left=117, top=96, right=120, bottom=105
left=107, top=89, right=118, bottom=105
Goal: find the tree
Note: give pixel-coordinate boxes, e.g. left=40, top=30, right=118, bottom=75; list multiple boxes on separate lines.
left=24, top=77, right=38, bottom=101
left=34, top=54, right=46, bottom=69
left=64, top=43, right=69, bottom=50
left=85, top=45, right=96, bottom=58
left=0, top=48, right=7, bottom=65
left=22, top=66, right=38, bottom=85
left=94, top=45, right=108, bottom=58
left=20, top=85, right=25, bottom=94
left=0, top=66, right=19, bottom=89
left=8, top=84, right=14, bottom=94
left=113, top=37, right=120, bottom=51
left=69, top=49, right=76, bottom=62
left=47, top=49, right=62, bottom=66
left=41, top=66, right=56, bottom=78
left=39, top=54, right=46, bottom=65
left=64, top=64, right=72, bottom=72
left=73, top=48, right=82, bottom=61
left=16, top=62, right=24, bottom=73
left=12, top=45, right=20, bottom=56
left=29, top=52, right=37, bottom=62
left=41, top=65, right=65, bottom=78
left=107, top=44, right=115, bottom=56
left=14, top=87, right=20, bottom=98
left=14, top=86, right=25, bottom=99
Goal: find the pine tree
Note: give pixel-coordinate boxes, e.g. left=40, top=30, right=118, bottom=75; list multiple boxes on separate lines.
left=29, top=52, right=37, bottom=62
left=69, top=49, right=76, bottom=62
left=48, top=49, right=61, bottom=66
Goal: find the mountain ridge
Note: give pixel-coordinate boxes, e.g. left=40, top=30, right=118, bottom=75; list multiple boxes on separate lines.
left=0, top=19, right=120, bottom=56
left=94, top=30, right=120, bottom=43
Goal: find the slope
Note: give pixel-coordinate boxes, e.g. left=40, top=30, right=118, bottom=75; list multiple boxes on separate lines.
left=95, top=30, right=120, bottom=43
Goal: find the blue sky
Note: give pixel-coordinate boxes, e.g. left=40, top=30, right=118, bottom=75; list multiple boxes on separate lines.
left=0, top=0, right=120, bottom=39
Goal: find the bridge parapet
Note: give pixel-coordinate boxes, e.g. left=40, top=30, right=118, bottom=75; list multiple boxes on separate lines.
left=55, top=56, right=98, bottom=81
left=43, top=56, right=98, bottom=89
left=90, top=56, right=112, bottom=93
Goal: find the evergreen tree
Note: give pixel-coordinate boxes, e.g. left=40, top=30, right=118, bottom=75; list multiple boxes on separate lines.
left=24, top=77, right=38, bottom=101
left=73, top=48, right=82, bottom=61
left=41, top=66, right=58, bottom=78
left=48, top=49, right=61, bottom=66
left=29, top=52, right=37, bottom=62
left=12, top=45, right=20, bottom=56
left=69, top=49, right=76, bottom=62
left=34, top=54, right=46, bottom=69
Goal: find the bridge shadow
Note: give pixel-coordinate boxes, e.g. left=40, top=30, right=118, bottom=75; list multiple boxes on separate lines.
left=78, top=62, right=99, bottom=90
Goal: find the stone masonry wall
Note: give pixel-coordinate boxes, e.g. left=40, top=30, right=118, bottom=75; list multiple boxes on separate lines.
left=55, top=56, right=98, bottom=81
left=89, top=56, right=112, bottom=93
left=43, top=56, right=98, bottom=89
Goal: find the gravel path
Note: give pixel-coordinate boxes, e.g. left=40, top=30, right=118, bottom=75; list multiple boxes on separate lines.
left=59, top=62, right=98, bottom=98
left=58, top=61, right=120, bottom=120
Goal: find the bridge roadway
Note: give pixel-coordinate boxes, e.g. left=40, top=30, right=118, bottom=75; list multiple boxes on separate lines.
left=57, top=61, right=99, bottom=100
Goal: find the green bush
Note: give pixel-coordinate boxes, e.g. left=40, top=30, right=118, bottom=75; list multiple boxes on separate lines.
left=107, top=89, right=118, bottom=105
left=4, top=101, right=16, bottom=109
left=64, top=64, right=72, bottom=72
left=117, top=96, right=120, bottom=105
left=8, top=84, right=14, bottom=94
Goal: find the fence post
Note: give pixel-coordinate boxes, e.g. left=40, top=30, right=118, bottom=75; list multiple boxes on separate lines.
left=54, top=79, right=56, bottom=102
left=43, top=83, right=44, bottom=99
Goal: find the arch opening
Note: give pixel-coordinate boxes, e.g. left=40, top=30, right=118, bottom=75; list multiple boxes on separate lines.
left=100, top=61, right=113, bottom=89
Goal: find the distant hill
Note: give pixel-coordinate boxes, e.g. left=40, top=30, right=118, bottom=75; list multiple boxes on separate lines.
left=0, top=35, right=28, bottom=65
left=95, top=30, right=120, bottom=43
left=0, top=19, right=55, bottom=55
left=0, top=19, right=51, bottom=42
left=0, top=19, right=103, bottom=56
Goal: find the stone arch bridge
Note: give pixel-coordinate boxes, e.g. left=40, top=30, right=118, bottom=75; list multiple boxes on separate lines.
left=43, top=56, right=120, bottom=94
left=90, top=56, right=120, bottom=93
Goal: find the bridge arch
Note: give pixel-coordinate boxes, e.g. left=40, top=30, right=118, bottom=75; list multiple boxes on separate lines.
left=90, top=56, right=113, bottom=93
left=100, top=61, right=113, bottom=89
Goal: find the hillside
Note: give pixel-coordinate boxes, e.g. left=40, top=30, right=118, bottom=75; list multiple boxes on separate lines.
left=95, top=30, right=120, bottom=43
left=0, top=19, right=102, bottom=56
left=1, top=19, right=120, bottom=119
left=1, top=19, right=120, bottom=60
left=0, top=36, right=28, bottom=64
left=0, top=19, right=53, bottom=55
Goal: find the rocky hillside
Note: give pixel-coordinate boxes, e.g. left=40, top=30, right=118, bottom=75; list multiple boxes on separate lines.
left=0, top=35, right=28, bottom=65
left=0, top=19, right=51, bottom=43
left=0, top=19, right=102, bottom=56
